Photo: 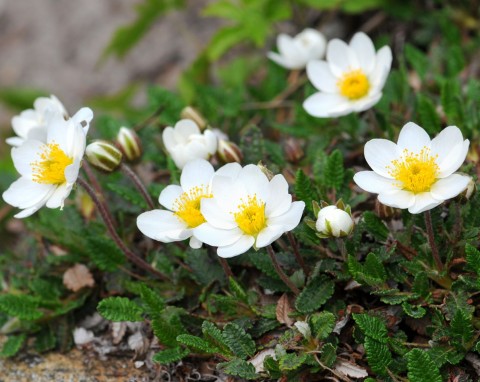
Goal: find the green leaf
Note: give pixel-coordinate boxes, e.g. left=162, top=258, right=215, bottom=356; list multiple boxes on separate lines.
left=97, top=297, right=144, bottom=322
left=138, top=284, right=165, bottom=318
left=364, top=337, right=392, bottom=376
left=407, top=349, right=442, bottom=382
left=202, top=321, right=232, bottom=356
left=229, top=277, right=248, bottom=303
left=441, top=79, right=463, bottom=124
left=310, top=312, right=336, bottom=340
left=0, top=88, right=48, bottom=111
left=217, top=358, right=259, bottom=379
left=222, top=323, right=256, bottom=359
left=324, top=149, right=345, bottom=190
left=35, top=326, right=56, bottom=353
left=295, top=169, right=317, bottom=213
left=0, top=294, right=42, bottom=320
left=0, top=334, right=27, bottom=358
left=363, top=252, right=387, bottom=285
left=402, top=302, right=426, bottom=318
left=151, top=312, right=185, bottom=347
left=106, top=183, right=147, bottom=208
left=405, top=43, right=429, bottom=79
left=206, top=26, right=249, bottom=61
left=416, top=94, right=440, bottom=135
left=295, top=275, right=334, bottom=313
left=353, top=314, right=388, bottom=343
left=152, top=347, right=189, bottom=364
left=185, top=248, right=225, bottom=286
left=465, top=243, right=480, bottom=275
left=176, top=334, right=221, bottom=354
left=103, top=0, right=185, bottom=59
left=87, top=236, right=125, bottom=272
left=320, top=343, right=337, bottom=367
left=363, top=211, right=389, bottom=241
left=449, top=309, right=473, bottom=348
left=278, top=352, right=308, bottom=371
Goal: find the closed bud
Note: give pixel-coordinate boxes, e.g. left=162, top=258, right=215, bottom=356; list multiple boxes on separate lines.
left=315, top=205, right=354, bottom=238
left=284, top=138, right=304, bottom=163
left=218, top=138, right=243, bottom=164
left=180, top=106, right=207, bottom=130
left=116, top=127, right=142, bottom=162
left=85, top=140, right=123, bottom=172
left=374, top=199, right=398, bottom=220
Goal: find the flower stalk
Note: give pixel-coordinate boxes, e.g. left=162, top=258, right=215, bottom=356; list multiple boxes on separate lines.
left=424, top=210, right=443, bottom=272
left=267, top=245, right=300, bottom=295
left=120, top=163, right=155, bottom=210
left=287, top=232, right=309, bottom=276
left=77, top=177, right=169, bottom=281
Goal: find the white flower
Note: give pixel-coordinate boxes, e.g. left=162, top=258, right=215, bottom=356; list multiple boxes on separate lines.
left=303, top=32, right=392, bottom=118
left=162, top=119, right=217, bottom=169
left=195, top=164, right=305, bottom=258
left=267, top=28, right=327, bottom=70
left=136, top=159, right=215, bottom=249
left=7, top=95, right=93, bottom=147
left=353, top=122, right=471, bottom=214
left=316, top=205, right=354, bottom=238
left=2, top=109, right=92, bottom=218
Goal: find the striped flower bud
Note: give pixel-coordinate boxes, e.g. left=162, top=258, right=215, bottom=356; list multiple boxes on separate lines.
left=180, top=106, right=207, bottom=130
left=116, top=127, right=142, bottom=162
left=85, top=140, right=122, bottom=172
left=218, top=138, right=243, bottom=164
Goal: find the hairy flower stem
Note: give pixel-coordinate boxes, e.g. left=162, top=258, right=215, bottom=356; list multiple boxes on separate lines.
left=77, top=177, right=169, bottom=281
left=424, top=210, right=443, bottom=272
left=121, top=163, right=155, bottom=210
left=287, top=232, right=308, bottom=276
left=267, top=245, right=300, bottom=295
left=207, top=246, right=233, bottom=280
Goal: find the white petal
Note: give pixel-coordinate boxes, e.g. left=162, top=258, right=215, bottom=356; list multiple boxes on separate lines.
left=297, top=28, right=326, bottom=61
left=239, top=165, right=269, bottom=202
left=350, top=32, right=376, bottom=74
left=162, top=127, right=176, bottom=151
left=267, top=52, right=299, bottom=70
left=136, top=210, right=190, bottom=242
left=378, top=190, right=415, bottom=209
left=14, top=205, right=44, bottom=219
left=46, top=183, right=70, bottom=208
left=255, top=225, right=286, bottom=248
left=72, top=107, right=94, bottom=135
left=397, top=122, right=431, bottom=152
left=3, top=177, right=53, bottom=209
left=159, top=185, right=183, bottom=210
left=303, top=92, right=352, bottom=118
left=431, top=126, right=469, bottom=177
left=215, top=162, right=242, bottom=179
left=64, top=160, right=81, bottom=184
left=204, top=130, right=218, bottom=155
left=277, top=34, right=297, bottom=59
left=408, top=193, right=442, bottom=214
left=306, top=60, right=338, bottom=93
left=353, top=171, right=399, bottom=194
left=364, top=139, right=400, bottom=178
left=327, top=39, right=359, bottom=77
left=6, top=137, right=25, bottom=147
left=175, top=119, right=200, bottom=138
left=267, top=201, right=305, bottom=231
left=11, top=114, right=38, bottom=139
left=211, top=174, right=246, bottom=208
left=265, top=175, right=292, bottom=217
left=350, top=92, right=382, bottom=113
left=11, top=139, right=45, bottom=178
left=201, top=198, right=236, bottom=229
left=46, top=115, right=72, bottom=152
left=430, top=174, right=470, bottom=200
left=370, top=46, right=392, bottom=90
left=217, top=235, right=255, bottom=258
left=194, top=223, right=243, bottom=247
left=189, top=236, right=203, bottom=249
left=180, top=159, right=214, bottom=191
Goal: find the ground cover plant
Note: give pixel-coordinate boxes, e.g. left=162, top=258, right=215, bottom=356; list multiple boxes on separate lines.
left=2, top=0, right=480, bottom=380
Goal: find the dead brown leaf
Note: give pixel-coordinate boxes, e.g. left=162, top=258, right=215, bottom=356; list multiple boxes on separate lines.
left=63, top=264, right=95, bottom=292
left=276, top=293, right=294, bottom=327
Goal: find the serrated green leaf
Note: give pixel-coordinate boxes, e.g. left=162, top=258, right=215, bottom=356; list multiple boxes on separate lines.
left=450, top=309, right=473, bottom=348
left=441, top=79, right=463, bottom=124
left=364, top=337, right=392, bottom=376
left=0, top=294, right=42, bottom=321
left=138, top=284, right=165, bottom=318
left=106, top=183, right=146, bottom=208
left=402, top=302, right=426, bottom=318
left=87, top=236, right=125, bottom=272
left=279, top=352, right=308, bottom=371
left=407, top=349, right=442, bottom=382
left=416, top=94, right=440, bottom=135
left=320, top=343, right=337, bottom=367
left=185, top=248, right=225, bottom=286
left=324, top=149, right=345, bottom=190
left=229, top=277, right=248, bottom=303
left=295, top=275, right=334, bottom=314
left=466, top=243, right=480, bottom=275
left=217, top=358, right=259, bottom=379
left=35, top=326, right=56, bottom=353
left=363, top=211, right=389, bottom=241
left=310, top=311, right=336, bottom=340
left=353, top=314, right=388, bottom=343
left=151, top=310, right=185, bottom=347
left=295, top=169, right=317, bottom=213
left=405, top=43, right=429, bottom=79
left=202, top=321, right=231, bottom=356
left=363, top=252, right=387, bottom=285
left=152, top=347, right=189, bottom=364
left=97, top=297, right=143, bottom=322
left=222, top=323, right=256, bottom=359
left=176, top=334, right=221, bottom=354
left=0, top=334, right=26, bottom=358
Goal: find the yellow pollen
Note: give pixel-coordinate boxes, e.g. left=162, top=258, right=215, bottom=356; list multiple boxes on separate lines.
left=337, top=69, right=370, bottom=100
left=173, top=185, right=212, bottom=228
left=387, top=147, right=439, bottom=194
left=233, top=195, right=267, bottom=236
left=31, top=143, right=73, bottom=184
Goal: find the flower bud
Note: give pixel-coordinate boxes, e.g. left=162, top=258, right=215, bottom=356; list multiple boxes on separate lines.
left=116, top=127, right=142, bottom=162
left=374, top=199, right=398, bottom=220
left=456, top=175, right=476, bottom=203
left=85, top=140, right=122, bottom=172
left=257, top=161, right=274, bottom=180
left=315, top=205, right=354, bottom=238
left=180, top=106, right=207, bottom=130
left=284, top=138, right=304, bottom=163
left=218, top=138, right=243, bottom=164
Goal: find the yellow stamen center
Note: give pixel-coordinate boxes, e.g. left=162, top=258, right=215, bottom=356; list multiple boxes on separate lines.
left=338, top=69, right=370, bottom=100
left=173, top=185, right=212, bottom=228
left=234, top=195, right=267, bottom=236
left=31, top=143, right=73, bottom=184
left=387, top=147, right=439, bottom=194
